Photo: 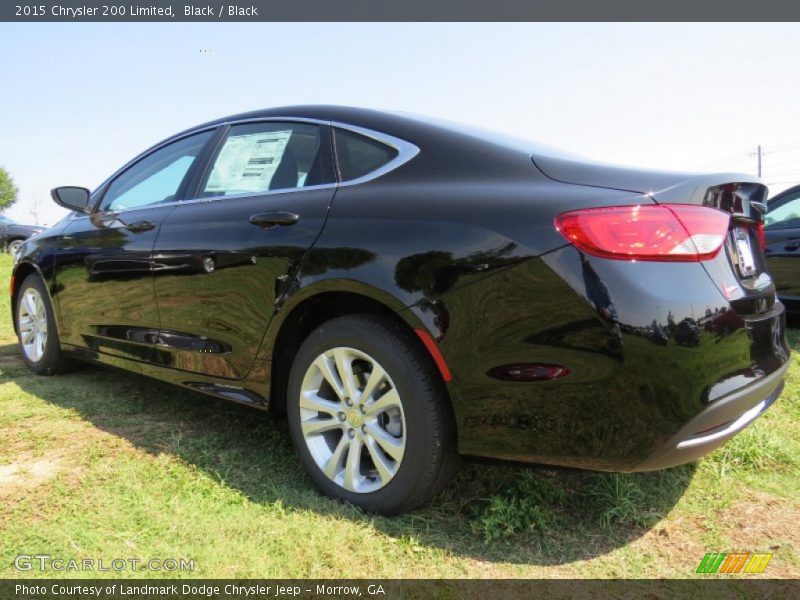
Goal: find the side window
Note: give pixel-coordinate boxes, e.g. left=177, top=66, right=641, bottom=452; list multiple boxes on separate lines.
left=100, top=130, right=214, bottom=212
left=765, top=194, right=800, bottom=229
left=201, top=122, right=332, bottom=197
left=334, top=128, right=399, bottom=181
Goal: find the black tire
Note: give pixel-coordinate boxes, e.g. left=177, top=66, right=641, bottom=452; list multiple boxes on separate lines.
left=287, top=314, right=458, bottom=515
left=15, top=273, right=73, bottom=375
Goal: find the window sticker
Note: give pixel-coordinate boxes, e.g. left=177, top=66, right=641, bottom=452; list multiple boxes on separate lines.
left=205, top=130, right=292, bottom=194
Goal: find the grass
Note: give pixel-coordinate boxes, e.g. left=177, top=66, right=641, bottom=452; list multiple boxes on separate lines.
left=0, top=252, right=798, bottom=579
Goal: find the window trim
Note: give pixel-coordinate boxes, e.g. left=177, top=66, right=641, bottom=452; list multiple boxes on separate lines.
left=73, top=117, right=419, bottom=220
left=331, top=122, right=419, bottom=186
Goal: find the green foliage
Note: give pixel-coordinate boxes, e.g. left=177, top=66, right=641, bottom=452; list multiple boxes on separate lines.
left=469, top=471, right=563, bottom=542
left=0, top=167, right=18, bottom=210
left=706, top=420, right=799, bottom=474
left=584, top=473, right=647, bottom=528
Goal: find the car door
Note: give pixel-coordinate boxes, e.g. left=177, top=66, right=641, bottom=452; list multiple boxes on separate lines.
left=53, top=129, right=218, bottom=362
left=151, top=120, right=336, bottom=379
left=764, top=187, right=800, bottom=309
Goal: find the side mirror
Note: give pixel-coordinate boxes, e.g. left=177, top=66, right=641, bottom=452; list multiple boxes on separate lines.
left=51, top=186, right=91, bottom=213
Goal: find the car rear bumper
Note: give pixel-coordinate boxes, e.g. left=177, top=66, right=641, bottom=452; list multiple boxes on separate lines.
left=632, top=358, right=788, bottom=471
left=434, top=250, right=791, bottom=470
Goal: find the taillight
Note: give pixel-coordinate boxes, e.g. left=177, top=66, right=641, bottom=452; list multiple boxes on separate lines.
left=555, top=204, right=730, bottom=262
left=755, top=221, right=766, bottom=251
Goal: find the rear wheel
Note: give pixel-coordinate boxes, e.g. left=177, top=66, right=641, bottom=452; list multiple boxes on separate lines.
left=287, top=315, right=457, bottom=514
left=16, top=273, right=73, bottom=375
left=7, top=239, right=23, bottom=255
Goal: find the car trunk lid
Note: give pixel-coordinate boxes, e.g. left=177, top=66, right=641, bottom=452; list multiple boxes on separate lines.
left=534, top=154, right=772, bottom=314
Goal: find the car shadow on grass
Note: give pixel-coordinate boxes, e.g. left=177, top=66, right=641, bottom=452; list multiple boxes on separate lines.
left=3, top=342, right=695, bottom=567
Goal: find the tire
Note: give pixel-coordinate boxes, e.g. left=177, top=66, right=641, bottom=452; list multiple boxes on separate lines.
left=287, top=314, right=458, bottom=515
left=7, top=239, right=23, bottom=255
left=15, top=273, right=73, bottom=375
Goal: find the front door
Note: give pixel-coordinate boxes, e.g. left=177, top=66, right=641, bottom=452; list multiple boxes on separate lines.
left=151, top=120, right=337, bottom=379
left=53, top=129, right=217, bottom=361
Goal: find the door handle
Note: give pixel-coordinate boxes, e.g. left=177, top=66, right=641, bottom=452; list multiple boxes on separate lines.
left=124, top=220, right=156, bottom=233
left=249, top=211, right=300, bottom=228
left=784, top=240, right=800, bottom=251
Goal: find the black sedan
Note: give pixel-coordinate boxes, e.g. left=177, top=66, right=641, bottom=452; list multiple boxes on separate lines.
left=0, top=215, right=45, bottom=255
left=764, top=184, right=800, bottom=314
left=11, top=106, right=790, bottom=514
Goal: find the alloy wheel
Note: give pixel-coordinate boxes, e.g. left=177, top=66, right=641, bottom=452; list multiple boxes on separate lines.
left=299, top=347, right=406, bottom=493
left=18, top=287, right=48, bottom=363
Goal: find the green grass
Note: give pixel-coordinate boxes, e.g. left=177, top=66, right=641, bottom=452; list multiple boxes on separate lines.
left=0, top=253, right=798, bottom=578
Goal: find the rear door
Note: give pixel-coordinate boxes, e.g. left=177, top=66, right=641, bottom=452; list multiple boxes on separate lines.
left=764, top=187, right=800, bottom=308
left=151, top=120, right=336, bottom=379
left=53, top=129, right=217, bottom=361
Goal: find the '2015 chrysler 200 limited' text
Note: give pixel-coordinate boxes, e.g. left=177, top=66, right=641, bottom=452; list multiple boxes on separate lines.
left=12, top=106, right=790, bottom=514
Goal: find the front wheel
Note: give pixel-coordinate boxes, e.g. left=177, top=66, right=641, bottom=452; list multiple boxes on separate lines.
left=287, top=315, right=457, bottom=515
left=16, top=273, right=73, bottom=375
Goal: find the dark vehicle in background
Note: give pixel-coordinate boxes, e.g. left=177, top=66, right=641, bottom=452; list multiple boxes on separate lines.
left=0, top=215, right=44, bottom=254
left=764, top=184, right=800, bottom=314
left=10, top=106, right=790, bottom=514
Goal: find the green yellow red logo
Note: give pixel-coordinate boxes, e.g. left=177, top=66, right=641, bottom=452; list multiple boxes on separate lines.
left=696, top=552, right=772, bottom=574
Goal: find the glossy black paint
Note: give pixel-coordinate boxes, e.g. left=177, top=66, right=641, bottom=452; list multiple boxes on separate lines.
left=12, top=106, right=790, bottom=472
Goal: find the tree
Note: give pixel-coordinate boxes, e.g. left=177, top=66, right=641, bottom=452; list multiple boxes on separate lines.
left=0, top=167, right=19, bottom=210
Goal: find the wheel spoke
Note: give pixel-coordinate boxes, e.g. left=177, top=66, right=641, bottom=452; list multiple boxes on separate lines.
left=333, top=348, right=358, bottom=401
left=364, top=435, right=395, bottom=482
left=364, top=388, right=402, bottom=416
left=300, top=417, right=341, bottom=437
left=22, top=292, right=36, bottom=318
left=367, top=422, right=404, bottom=462
left=323, top=434, right=349, bottom=479
left=343, top=435, right=363, bottom=491
left=299, top=391, right=341, bottom=416
left=37, top=332, right=45, bottom=360
left=314, top=354, right=345, bottom=400
left=21, top=328, right=34, bottom=344
left=360, top=364, right=387, bottom=404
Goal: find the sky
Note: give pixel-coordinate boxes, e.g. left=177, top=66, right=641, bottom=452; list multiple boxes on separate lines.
left=1, top=22, right=800, bottom=225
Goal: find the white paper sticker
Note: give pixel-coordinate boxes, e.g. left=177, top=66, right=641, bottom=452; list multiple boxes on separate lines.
left=205, top=130, right=293, bottom=194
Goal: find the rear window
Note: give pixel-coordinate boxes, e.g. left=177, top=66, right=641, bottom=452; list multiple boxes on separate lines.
left=334, top=128, right=398, bottom=182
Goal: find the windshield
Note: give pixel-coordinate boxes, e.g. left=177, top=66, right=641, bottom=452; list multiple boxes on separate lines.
left=0, top=215, right=17, bottom=224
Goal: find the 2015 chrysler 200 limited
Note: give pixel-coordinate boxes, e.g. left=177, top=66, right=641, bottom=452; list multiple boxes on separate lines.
left=12, top=106, right=790, bottom=514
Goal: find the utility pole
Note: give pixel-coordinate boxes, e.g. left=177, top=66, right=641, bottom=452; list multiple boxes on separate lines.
left=29, top=193, right=40, bottom=226
left=757, top=144, right=762, bottom=178
left=749, top=145, right=764, bottom=178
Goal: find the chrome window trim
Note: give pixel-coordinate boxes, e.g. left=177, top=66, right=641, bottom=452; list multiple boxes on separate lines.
left=70, top=116, right=419, bottom=220
left=329, top=121, right=420, bottom=187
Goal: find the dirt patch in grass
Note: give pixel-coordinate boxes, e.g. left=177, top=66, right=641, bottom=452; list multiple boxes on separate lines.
left=0, top=455, right=62, bottom=497
left=717, top=491, right=800, bottom=577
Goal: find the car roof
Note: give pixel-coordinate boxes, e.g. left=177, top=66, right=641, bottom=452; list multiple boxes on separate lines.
left=179, top=105, right=574, bottom=161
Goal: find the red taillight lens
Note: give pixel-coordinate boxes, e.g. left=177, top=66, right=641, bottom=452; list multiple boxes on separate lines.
left=555, top=204, right=730, bottom=262
left=756, top=221, right=766, bottom=251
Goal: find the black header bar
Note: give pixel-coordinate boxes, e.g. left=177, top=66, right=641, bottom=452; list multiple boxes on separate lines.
left=3, top=0, right=800, bottom=22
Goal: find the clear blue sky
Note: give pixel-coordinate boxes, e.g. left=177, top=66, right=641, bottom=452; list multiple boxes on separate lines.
left=2, top=23, right=800, bottom=225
